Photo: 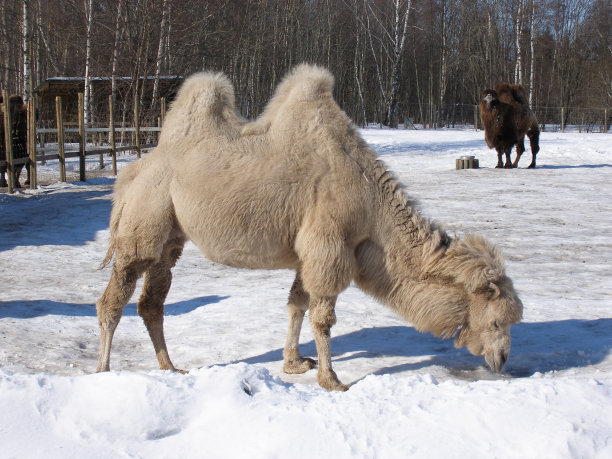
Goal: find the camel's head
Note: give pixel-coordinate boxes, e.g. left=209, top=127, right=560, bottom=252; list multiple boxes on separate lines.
left=482, top=89, right=498, bottom=109
left=454, top=275, right=523, bottom=371
left=439, top=235, right=523, bottom=372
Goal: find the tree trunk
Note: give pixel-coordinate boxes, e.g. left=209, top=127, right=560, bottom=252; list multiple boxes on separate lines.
left=514, top=0, right=523, bottom=84
left=111, top=0, right=125, bottom=102
left=22, top=0, right=31, bottom=101
left=83, top=0, right=94, bottom=127
left=528, top=0, right=535, bottom=104
left=151, top=0, right=168, bottom=114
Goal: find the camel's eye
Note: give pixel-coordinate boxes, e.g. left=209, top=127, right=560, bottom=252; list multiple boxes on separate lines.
left=493, top=321, right=500, bottom=330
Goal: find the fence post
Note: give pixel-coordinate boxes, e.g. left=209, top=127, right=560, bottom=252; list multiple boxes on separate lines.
left=134, top=95, right=141, bottom=158
left=605, top=109, right=608, bottom=133
left=474, top=105, right=479, bottom=130
left=161, top=96, right=166, bottom=126
left=561, top=107, right=565, bottom=132
left=109, top=95, right=117, bottom=176
left=2, top=89, right=15, bottom=193
left=78, top=92, right=86, bottom=182
left=160, top=97, right=166, bottom=145
left=28, top=97, right=37, bottom=189
left=55, top=96, right=66, bottom=182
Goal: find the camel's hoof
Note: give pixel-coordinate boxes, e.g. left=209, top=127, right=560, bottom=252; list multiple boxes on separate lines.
left=320, top=380, right=350, bottom=392
left=283, top=357, right=316, bottom=374
left=318, top=370, right=349, bottom=391
left=528, top=164, right=536, bottom=169
left=164, top=366, right=188, bottom=374
left=495, top=164, right=503, bottom=169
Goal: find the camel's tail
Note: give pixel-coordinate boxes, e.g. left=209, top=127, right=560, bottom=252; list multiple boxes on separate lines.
left=99, top=160, right=143, bottom=269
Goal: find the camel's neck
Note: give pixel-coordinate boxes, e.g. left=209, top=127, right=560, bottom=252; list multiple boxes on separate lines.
left=354, top=165, right=468, bottom=338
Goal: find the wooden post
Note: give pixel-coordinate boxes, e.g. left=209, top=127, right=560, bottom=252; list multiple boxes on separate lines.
left=78, top=92, right=86, bottom=182
left=134, top=95, right=141, bottom=158
left=55, top=96, right=66, bottom=182
left=561, top=107, right=565, bottom=132
left=2, top=89, right=15, bottom=193
left=28, top=97, right=37, bottom=189
left=109, top=95, right=117, bottom=176
left=604, top=108, right=608, bottom=133
left=160, top=96, right=166, bottom=144
left=99, top=124, right=104, bottom=170
left=474, top=105, right=479, bottom=130
left=160, top=97, right=166, bottom=125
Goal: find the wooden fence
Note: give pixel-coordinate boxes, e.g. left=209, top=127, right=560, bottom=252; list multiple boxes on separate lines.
left=1, top=92, right=166, bottom=193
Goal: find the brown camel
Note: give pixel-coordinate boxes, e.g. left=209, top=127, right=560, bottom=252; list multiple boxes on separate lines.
left=96, top=65, right=523, bottom=391
left=480, top=82, right=540, bottom=168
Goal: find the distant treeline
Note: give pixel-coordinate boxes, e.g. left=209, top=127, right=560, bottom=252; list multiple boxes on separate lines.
left=1, top=0, right=610, bottom=127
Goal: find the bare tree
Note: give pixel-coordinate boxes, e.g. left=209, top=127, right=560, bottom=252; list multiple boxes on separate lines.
left=22, top=0, right=31, bottom=100
left=83, top=0, right=94, bottom=126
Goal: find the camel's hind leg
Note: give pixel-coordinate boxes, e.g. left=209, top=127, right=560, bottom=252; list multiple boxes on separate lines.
left=283, top=272, right=316, bottom=374
left=527, top=127, right=540, bottom=168
left=96, top=260, right=148, bottom=372
left=137, top=237, right=186, bottom=372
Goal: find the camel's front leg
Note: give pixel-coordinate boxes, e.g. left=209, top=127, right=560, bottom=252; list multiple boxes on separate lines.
left=309, top=295, right=348, bottom=391
left=283, top=273, right=316, bottom=374
left=495, top=149, right=504, bottom=168
left=512, top=138, right=526, bottom=168
left=503, top=148, right=513, bottom=168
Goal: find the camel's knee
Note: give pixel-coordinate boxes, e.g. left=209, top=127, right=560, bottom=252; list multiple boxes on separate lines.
left=288, top=274, right=309, bottom=309
left=309, top=297, right=337, bottom=329
left=97, top=261, right=147, bottom=326
left=299, top=250, right=354, bottom=298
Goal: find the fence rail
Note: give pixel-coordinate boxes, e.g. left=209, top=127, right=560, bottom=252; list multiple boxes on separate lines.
left=1, top=92, right=165, bottom=193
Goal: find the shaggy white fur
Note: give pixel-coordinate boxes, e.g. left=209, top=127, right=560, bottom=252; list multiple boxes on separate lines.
left=96, top=64, right=523, bottom=391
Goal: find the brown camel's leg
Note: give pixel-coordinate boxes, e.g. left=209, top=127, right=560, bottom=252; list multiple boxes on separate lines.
left=96, top=261, right=147, bottom=372
left=283, top=272, right=316, bottom=374
left=527, top=128, right=540, bottom=168
left=504, top=148, right=513, bottom=168
left=512, top=138, right=526, bottom=168
left=495, top=149, right=504, bottom=168
left=137, top=239, right=185, bottom=372
left=309, top=295, right=348, bottom=391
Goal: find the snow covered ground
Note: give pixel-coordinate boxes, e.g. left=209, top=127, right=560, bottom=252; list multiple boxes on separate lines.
left=1, top=128, right=611, bottom=458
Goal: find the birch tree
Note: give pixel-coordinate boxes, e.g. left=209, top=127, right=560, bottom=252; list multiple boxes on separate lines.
left=151, top=0, right=169, bottom=114
left=22, top=0, right=31, bottom=101
left=514, top=0, right=524, bottom=84
left=361, top=0, right=412, bottom=126
left=83, top=0, right=94, bottom=126
left=528, top=0, right=535, bottom=104
left=110, top=0, right=125, bottom=102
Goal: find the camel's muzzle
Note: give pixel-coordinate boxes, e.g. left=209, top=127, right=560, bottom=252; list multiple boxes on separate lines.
left=485, top=349, right=509, bottom=372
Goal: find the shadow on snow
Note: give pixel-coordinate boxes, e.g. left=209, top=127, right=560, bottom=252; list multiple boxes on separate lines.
left=239, top=318, right=612, bottom=379
left=0, top=295, right=229, bottom=319
left=0, top=187, right=113, bottom=251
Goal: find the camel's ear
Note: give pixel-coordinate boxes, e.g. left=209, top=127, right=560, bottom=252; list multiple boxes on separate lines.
left=488, top=282, right=501, bottom=299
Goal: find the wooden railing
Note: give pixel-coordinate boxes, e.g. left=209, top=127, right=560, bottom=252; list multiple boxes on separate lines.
left=1, top=92, right=165, bottom=193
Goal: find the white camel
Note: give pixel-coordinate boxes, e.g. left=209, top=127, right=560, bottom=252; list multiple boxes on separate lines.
left=96, top=65, right=523, bottom=391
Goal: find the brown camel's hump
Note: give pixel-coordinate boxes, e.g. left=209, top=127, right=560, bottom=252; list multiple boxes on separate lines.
left=494, top=82, right=528, bottom=107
